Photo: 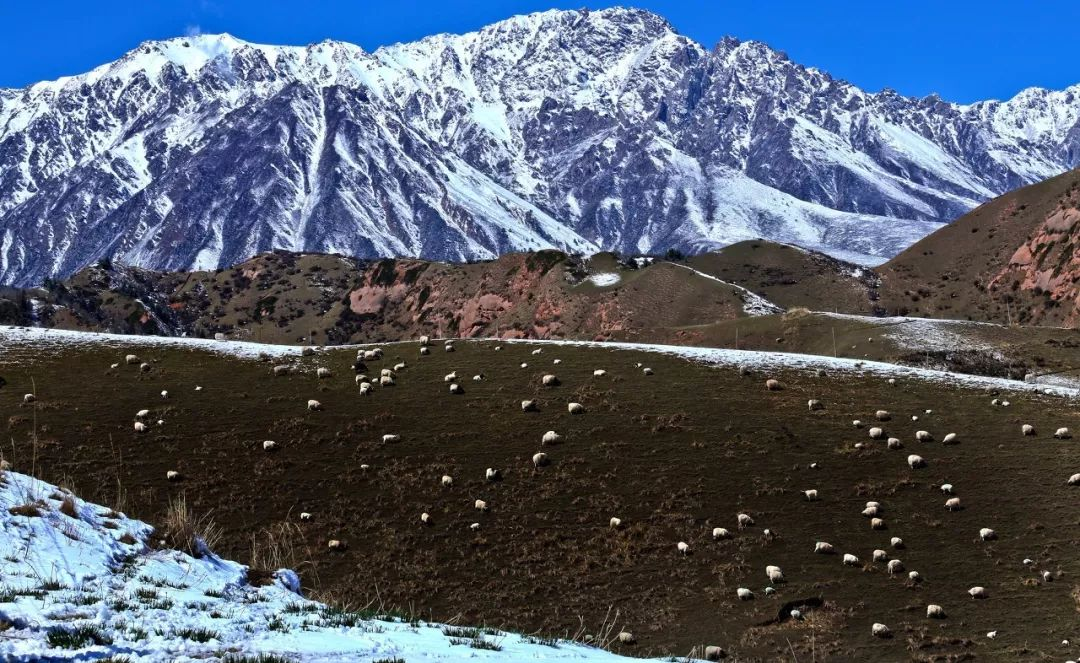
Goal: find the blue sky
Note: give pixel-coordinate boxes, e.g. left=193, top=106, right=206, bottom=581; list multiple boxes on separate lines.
left=2, top=1, right=1078, bottom=103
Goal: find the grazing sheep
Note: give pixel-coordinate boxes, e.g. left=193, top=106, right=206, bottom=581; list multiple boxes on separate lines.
left=160, top=391, right=169, bottom=401
left=359, top=383, right=372, bottom=395
left=382, top=434, right=401, bottom=444
left=156, top=420, right=165, bottom=426
left=941, top=483, right=954, bottom=494
left=475, top=499, right=488, bottom=511
left=327, top=539, right=345, bottom=551
left=869, top=427, right=884, bottom=440
left=136, top=409, right=150, bottom=419
left=542, top=430, right=562, bottom=445
left=804, top=489, right=819, bottom=501
left=532, top=348, right=543, bottom=356
left=420, top=347, right=430, bottom=356
left=891, top=537, right=904, bottom=549
left=871, top=518, right=886, bottom=530
left=532, top=452, right=549, bottom=467
left=166, top=470, right=181, bottom=482
left=915, top=430, right=933, bottom=442
left=110, top=363, right=119, bottom=369
left=712, top=527, right=731, bottom=540
left=927, top=605, right=946, bottom=619
left=485, top=468, right=500, bottom=481
left=1068, top=473, right=1080, bottom=486
left=262, top=440, right=278, bottom=452
left=888, top=378, right=896, bottom=385
left=1055, top=427, right=1072, bottom=439
left=420, top=512, right=432, bottom=525
left=542, top=374, right=559, bottom=386
left=568, top=402, right=584, bottom=414
left=616, top=632, right=635, bottom=645
left=419, top=335, right=430, bottom=346
left=379, top=375, right=395, bottom=386
left=887, top=437, right=903, bottom=450
left=887, top=559, right=904, bottom=574
left=360, top=464, right=370, bottom=471
left=1042, top=571, right=1053, bottom=582
left=444, top=343, right=455, bottom=353
left=843, top=553, right=860, bottom=566
left=139, top=362, right=152, bottom=373
left=873, top=549, right=888, bottom=563
left=441, top=475, right=453, bottom=487
left=380, top=368, right=394, bottom=378
left=908, top=571, right=922, bottom=583
left=808, top=399, right=823, bottom=411
left=21, top=393, right=35, bottom=404
left=765, top=379, right=782, bottom=391
left=642, top=367, right=654, bottom=376
left=853, top=420, right=863, bottom=428
left=1023, top=558, right=1034, bottom=566
left=125, top=354, right=140, bottom=365
left=979, top=528, right=997, bottom=541
left=449, top=383, right=463, bottom=394
left=553, top=359, right=561, bottom=365
left=866, top=500, right=881, bottom=510
left=875, top=410, right=891, bottom=421
left=677, top=541, right=690, bottom=555
left=273, top=365, right=291, bottom=376
left=470, top=523, right=480, bottom=531
left=494, top=346, right=502, bottom=351
left=520, top=363, right=528, bottom=369
left=815, top=541, right=835, bottom=554
left=444, top=371, right=458, bottom=382
left=942, top=433, right=958, bottom=445
left=472, top=374, right=484, bottom=381
left=764, top=587, right=776, bottom=596
left=307, top=400, right=322, bottom=411
left=593, top=369, right=607, bottom=377
left=969, top=586, right=988, bottom=599
left=1022, top=424, right=1035, bottom=436
left=737, top=513, right=754, bottom=529
left=300, top=512, right=313, bottom=522
left=871, top=623, right=891, bottom=638
left=521, top=400, right=538, bottom=412
left=765, top=565, right=785, bottom=583
left=394, top=362, right=406, bottom=372
left=134, top=422, right=147, bottom=433
left=737, top=587, right=754, bottom=600
left=317, top=367, right=333, bottom=379
left=609, top=517, right=622, bottom=529
left=907, top=454, right=925, bottom=469
left=355, top=374, right=368, bottom=385
left=945, top=497, right=962, bottom=511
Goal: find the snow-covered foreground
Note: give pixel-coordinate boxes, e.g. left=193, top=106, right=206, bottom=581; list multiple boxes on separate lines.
left=0, top=470, right=680, bottom=662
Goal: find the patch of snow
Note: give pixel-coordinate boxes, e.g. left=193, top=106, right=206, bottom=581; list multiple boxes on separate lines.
left=668, top=263, right=783, bottom=316
left=586, top=272, right=621, bottom=287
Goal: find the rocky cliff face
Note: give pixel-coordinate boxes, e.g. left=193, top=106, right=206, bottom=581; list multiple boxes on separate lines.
left=1, top=8, right=1078, bottom=285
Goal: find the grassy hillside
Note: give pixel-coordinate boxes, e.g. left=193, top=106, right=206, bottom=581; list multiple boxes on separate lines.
left=2, top=332, right=1078, bottom=659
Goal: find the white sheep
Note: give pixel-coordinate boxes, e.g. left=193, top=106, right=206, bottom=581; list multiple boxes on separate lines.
left=1022, top=424, right=1035, bottom=436
left=419, top=335, right=430, bottom=346
left=737, top=513, right=754, bottom=529
left=394, top=362, right=406, bottom=372
left=166, top=470, right=181, bottom=481
left=273, top=365, right=291, bottom=376
left=136, top=409, right=150, bottom=418
left=594, top=369, right=607, bottom=377
left=927, top=605, right=947, bottom=619
left=853, top=420, right=863, bottom=428
left=472, top=374, right=483, bottom=381
left=485, top=468, right=500, bottom=481
left=873, top=549, right=888, bottom=563
left=420, top=512, right=432, bottom=525
left=945, top=497, right=961, bottom=511
left=470, top=522, right=480, bottom=531
left=300, top=512, right=312, bottom=522
left=110, top=363, right=119, bottom=370
left=532, top=452, right=549, bottom=467
left=712, top=527, right=731, bottom=540
left=887, top=437, right=903, bottom=450
left=444, top=371, right=458, bottom=383
left=804, top=489, right=819, bottom=501
left=815, top=541, right=835, bottom=554
left=134, top=422, right=147, bottom=433
left=843, top=553, right=860, bottom=566
left=125, top=354, right=140, bottom=365
left=1055, top=427, right=1071, bottom=439
left=979, top=528, right=997, bottom=541
left=449, top=383, right=462, bottom=394
left=263, top=440, right=278, bottom=452
left=915, top=430, right=933, bottom=442
left=765, top=379, right=782, bottom=391
left=494, top=346, right=502, bottom=351
left=327, top=539, right=345, bottom=551
left=317, top=367, right=333, bottom=379
left=1043, top=571, right=1053, bottom=582
left=307, top=399, right=322, bottom=411
left=871, top=623, right=890, bottom=638
left=871, top=518, right=886, bottom=530
left=542, top=431, right=562, bottom=445
left=542, top=374, right=559, bottom=386
left=140, top=362, right=152, bottom=373
left=567, top=402, right=584, bottom=414
left=677, top=541, right=690, bottom=555
left=907, top=454, right=925, bottom=469
left=474, top=499, right=488, bottom=511
left=520, top=362, right=528, bottom=369
left=531, top=348, right=543, bottom=355
left=616, top=632, right=635, bottom=645
left=737, top=587, right=754, bottom=600
left=642, top=367, right=654, bottom=376
left=521, top=400, right=538, bottom=412
left=891, top=537, right=904, bottom=549
left=380, top=368, right=394, bottom=378
left=808, top=399, right=823, bottom=411
left=359, top=383, right=372, bottom=395
left=942, top=432, right=958, bottom=445
left=1068, top=473, right=1080, bottom=486
left=160, top=390, right=169, bottom=400
left=441, top=475, right=453, bottom=487
left=868, top=427, right=884, bottom=439
left=380, top=375, right=395, bottom=386
left=941, top=483, right=954, bottom=494
left=420, top=347, right=430, bottom=356
left=382, top=434, right=401, bottom=444
left=875, top=410, right=891, bottom=421
left=609, top=517, right=622, bottom=529
left=887, top=559, right=904, bottom=574
left=444, top=343, right=455, bottom=353
left=553, top=359, right=561, bottom=365
left=866, top=500, right=882, bottom=510
left=765, top=565, right=785, bottom=583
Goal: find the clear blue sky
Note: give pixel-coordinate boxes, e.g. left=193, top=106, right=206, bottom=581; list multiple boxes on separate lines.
left=2, top=1, right=1078, bottom=103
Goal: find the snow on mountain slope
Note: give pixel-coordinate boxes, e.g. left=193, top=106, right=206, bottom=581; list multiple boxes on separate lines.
left=0, top=469, right=677, bottom=661
left=0, top=7, right=1078, bottom=285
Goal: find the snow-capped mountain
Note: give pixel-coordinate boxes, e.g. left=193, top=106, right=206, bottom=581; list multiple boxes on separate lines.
left=0, top=7, right=1077, bottom=285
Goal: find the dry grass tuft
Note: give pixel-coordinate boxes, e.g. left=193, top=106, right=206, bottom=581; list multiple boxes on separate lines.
left=250, top=521, right=311, bottom=575
left=160, top=495, right=222, bottom=558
